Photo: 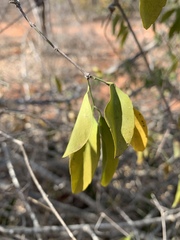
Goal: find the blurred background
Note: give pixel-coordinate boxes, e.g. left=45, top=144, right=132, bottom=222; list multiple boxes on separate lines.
left=0, top=0, right=180, bottom=239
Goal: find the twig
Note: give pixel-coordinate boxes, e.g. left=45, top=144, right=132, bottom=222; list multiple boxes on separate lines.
left=115, top=207, right=140, bottom=239
left=9, top=0, right=89, bottom=79
left=105, top=40, right=158, bottom=75
left=0, top=5, right=33, bottom=35
left=0, top=131, right=76, bottom=240
left=0, top=210, right=179, bottom=236
left=82, top=225, right=100, bottom=240
left=2, top=142, right=43, bottom=240
left=13, top=152, right=100, bottom=212
left=152, top=194, right=167, bottom=240
left=0, top=92, right=82, bottom=106
left=67, top=0, right=82, bottom=23
left=103, top=8, right=120, bottom=57
left=155, top=128, right=170, bottom=159
left=111, top=0, right=152, bottom=75
left=95, top=212, right=129, bottom=237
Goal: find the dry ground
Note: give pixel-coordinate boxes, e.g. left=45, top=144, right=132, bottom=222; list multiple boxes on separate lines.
left=0, top=1, right=180, bottom=240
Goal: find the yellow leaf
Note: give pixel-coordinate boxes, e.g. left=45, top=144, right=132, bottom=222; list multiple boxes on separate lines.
left=105, top=84, right=134, bottom=157
left=63, top=91, right=94, bottom=158
left=140, top=0, right=167, bottom=29
left=69, top=118, right=100, bottom=193
left=99, top=116, right=119, bottom=186
left=172, top=177, right=180, bottom=208
left=131, top=108, right=148, bottom=152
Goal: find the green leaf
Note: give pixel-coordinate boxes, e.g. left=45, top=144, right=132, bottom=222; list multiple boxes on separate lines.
left=160, top=8, right=175, bottom=23
left=131, top=108, right=148, bottom=152
left=169, top=9, right=180, bottom=38
left=112, top=14, right=121, bottom=35
left=140, top=0, right=167, bottom=29
left=172, top=177, right=180, bottom=208
left=63, top=91, right=94, bottom=158
left=168, top=53, right=179, bottom=74
left=54, top=76, right=63, bottom=93
left=99, top=116, right=119, bottom=186
left=105, top=84, right=134, bottom=157
left=69, top=118, right=100, bottom=193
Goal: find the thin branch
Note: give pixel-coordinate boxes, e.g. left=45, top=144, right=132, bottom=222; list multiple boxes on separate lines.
left=115, top=207, right=140, bottom=239
left=95, top=212, right=129, bottom=237
left=0, top=210, right=179, bottom=236
left=2, top=142, right=43, bottom=240
left=82, top=225, right=100, bottom=240
left=0, top=5, right=33, bottom=35
left=0, top=131, right=76, bottom=240
left=103, top=8, right=120, bottom=57
left=155, top=128, right=170, bottom=159
left=13, top=151, right=101, bottom=213
left=152, top=194, right=167, bottom=240
left=67, top=0, right=82, bottom=23
left=9, top=0, right=89, bottom=78
left=111, top=0, right=152, bottom=75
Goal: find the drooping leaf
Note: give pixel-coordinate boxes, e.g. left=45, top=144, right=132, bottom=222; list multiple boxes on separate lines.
left=160, top=8, right=176, bottom=23
left=112, top=14, right=121, bottom=35
left=99, top=116, right=119, bottom=186
left=105, top=84, right=134, bottom=157
left=69, top=118, right=100, bottom=193
left=63, top=91, right=94, bottom=158
left=172, top=177, right=180, bottom=208
left=169, top=8, right=180, bottom=38
left=131, top=108, right=148, bottom=152
left=140, top=0, right=167, bottom=29
left=116, top=86, right=134, bottom=144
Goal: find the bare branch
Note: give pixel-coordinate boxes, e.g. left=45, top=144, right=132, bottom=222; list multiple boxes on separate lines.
left=9, top=0, right=89, bottom=78
left=152, top=194, right=167, bottom=240
left=0, top=210, right=179, bottom=236
left=0, top=131, right=76, bottom=240
left=2, top=142, right=43, bottom=240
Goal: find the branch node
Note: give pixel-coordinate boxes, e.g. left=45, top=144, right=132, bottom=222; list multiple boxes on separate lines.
left=85, top=73, right=91, bottom=81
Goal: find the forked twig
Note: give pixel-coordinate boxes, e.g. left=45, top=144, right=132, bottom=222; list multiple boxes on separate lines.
left=95, top=212, right=129, bottom=237
left=152, top=194, right=167, bottom=240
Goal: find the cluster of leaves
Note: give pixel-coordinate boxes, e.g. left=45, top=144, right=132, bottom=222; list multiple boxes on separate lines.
left=112, top=13, right=129, bottom=47
left=62, top=0, right=180, bottom=199
left=63, top=83, right=148, bottom=193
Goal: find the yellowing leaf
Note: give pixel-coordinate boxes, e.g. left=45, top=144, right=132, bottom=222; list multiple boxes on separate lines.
left=105, top=84, right=134, bottom=157
left=63, top=92, right=93, bottom=158
left=99, top=116, right=119, bottom=186
left=140, top=0, right=167, bottom=29
left=172, top=177, right=180, bottom=208
left=131, top=108, right=148, bottom=152
left=69, top=118, right=100, bottom=193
